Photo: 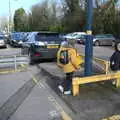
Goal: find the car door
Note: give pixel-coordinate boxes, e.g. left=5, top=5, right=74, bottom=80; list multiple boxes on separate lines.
left=104, top=35, right=113, bottom=45
left=100, top=35, right=107, bottom=45
left=107, top=36, right=115, bottom=46
left=94, top=35, right=103, bottom=45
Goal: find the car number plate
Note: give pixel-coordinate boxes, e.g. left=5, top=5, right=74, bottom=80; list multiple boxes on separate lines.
left=47, top=45, right=58, bottom=48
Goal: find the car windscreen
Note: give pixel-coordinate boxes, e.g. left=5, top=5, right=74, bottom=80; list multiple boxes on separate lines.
left=35, top=33, right=64, bottom=44
left=76, top=35, right=86, bottom=39
left=11, top=33, right=23, bottom=40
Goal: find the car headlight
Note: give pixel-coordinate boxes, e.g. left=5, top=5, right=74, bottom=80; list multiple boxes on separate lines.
left=34, top=42, right=45, bottom=46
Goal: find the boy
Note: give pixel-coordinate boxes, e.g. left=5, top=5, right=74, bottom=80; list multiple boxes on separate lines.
left=57, top=39, right=83, bottom=95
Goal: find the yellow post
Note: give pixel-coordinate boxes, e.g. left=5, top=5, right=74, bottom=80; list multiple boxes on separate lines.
left=116, top=77, right=120, bottom=88
left=72, top=78, right=79, bottom=96
left=105, top=61, right=109, bottom=74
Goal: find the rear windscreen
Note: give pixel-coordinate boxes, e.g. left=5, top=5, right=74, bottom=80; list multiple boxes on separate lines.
left=35, top=33, right=64, bottom=42
left=11, top=33, right=24, bottom=40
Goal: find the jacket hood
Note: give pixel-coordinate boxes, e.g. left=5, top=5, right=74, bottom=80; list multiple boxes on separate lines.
left=61, top=41, right=73, bottom=48
left=115, top=43, right=120, bottom=51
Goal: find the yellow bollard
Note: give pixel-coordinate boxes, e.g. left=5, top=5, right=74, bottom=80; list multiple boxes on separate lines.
left=72, top=78, right=79, bottom=96
left=116, top=77, right=120, bottom=88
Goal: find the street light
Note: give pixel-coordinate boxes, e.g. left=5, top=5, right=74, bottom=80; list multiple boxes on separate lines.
left=8, top=0, right=11, bottom=33
left=8, top=0, right=17, bottom=32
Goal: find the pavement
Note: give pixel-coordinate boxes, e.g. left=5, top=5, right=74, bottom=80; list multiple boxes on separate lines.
left=39, top=62, right=120, bottom=120
left=0, top=46, right=74, bottom=120
left=0, top=45, right=118, bottom=120
left=0, top=65, right=68, bottom=120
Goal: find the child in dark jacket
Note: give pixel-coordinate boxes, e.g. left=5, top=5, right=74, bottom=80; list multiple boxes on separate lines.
left=110, top=43, right=120, bottom=71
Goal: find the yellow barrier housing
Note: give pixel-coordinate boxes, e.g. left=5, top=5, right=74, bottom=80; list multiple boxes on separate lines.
left=72, top=71, right=120, bottom=96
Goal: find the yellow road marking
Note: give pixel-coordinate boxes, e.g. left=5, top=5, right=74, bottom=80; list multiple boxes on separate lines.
left=21, top=64, right=45, bottom=88
left=102, top=115, right=120, bottom=120
left=21, top=63, right=72, bottom=120
left=61, top=111, right=72, bottom=120
left=0, top=69, right=22, bottom=74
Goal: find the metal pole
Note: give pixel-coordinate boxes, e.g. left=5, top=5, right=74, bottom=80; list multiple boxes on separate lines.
left=84, top=0, right=93, bottom=76
left=8, top=0, right=11, bottom=33
left=14, top=55, right=17, bottom=71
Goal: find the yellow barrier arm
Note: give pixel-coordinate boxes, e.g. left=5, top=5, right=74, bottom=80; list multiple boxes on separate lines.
left=72, top=71, right=120, bottom=96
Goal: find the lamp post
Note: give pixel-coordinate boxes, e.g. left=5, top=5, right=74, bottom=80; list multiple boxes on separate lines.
left=8, top=0, right=11, bottom=33
left=84, top=0, right=93, bottom=76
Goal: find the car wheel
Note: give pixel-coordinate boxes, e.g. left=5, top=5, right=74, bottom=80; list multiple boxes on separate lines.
left=94, top=41, right=100, bottom=46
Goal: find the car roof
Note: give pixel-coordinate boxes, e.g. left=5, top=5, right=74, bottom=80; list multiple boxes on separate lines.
left=72, top=32, right=86, bottom=34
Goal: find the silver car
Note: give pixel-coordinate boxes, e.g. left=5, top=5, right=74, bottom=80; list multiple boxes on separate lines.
left=93, top=34, right=115, bottom=46
left=0, top=35, right=7, bottom=48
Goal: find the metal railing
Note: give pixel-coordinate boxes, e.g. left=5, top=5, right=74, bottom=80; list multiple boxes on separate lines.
left=0, top=55, right=29, bottom=72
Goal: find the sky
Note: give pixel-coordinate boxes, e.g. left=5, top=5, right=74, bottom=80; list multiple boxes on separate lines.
left=0, top=0, right=120, bottom=18
left=0, top=0, right=41, bottom=17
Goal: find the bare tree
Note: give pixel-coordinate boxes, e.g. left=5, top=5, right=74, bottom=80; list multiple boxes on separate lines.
left=0, top=16, right=9, bottom=32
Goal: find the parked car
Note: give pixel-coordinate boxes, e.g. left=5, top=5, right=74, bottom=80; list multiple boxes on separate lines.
left=65, top=32, right=86, bottom=40
left=74, top=34, right=86, bottom=44
left=0, top=35, right=7, bottom=48
left=92, top=34, right=116, bottom=46
left=22, top=32, right=65, bottom=63
left=10, top=32, right=25, bottom=47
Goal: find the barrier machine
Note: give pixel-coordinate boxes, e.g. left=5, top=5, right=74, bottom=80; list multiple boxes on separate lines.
left=72, top=57, right=120, bottom=96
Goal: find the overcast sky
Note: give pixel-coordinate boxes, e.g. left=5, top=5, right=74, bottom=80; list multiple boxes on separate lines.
left=0, top=0, right=41, bottom=17
left=0, top=0, right=120, bottom=18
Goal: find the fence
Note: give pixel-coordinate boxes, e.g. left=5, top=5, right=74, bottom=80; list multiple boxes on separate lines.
left=0, top=55, right=29, bottom=73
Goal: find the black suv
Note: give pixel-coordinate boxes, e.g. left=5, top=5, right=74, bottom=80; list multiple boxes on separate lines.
left=22, top=32, right=64, bottom=63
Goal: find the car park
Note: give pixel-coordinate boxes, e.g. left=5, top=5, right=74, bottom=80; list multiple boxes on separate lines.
left=93, top=34, right=116, bottom=46
left=0, top=35, right=7, bottom=48
left=22, top=32, right=65, bottom=63
left=10, top=32, right=25, bottom=47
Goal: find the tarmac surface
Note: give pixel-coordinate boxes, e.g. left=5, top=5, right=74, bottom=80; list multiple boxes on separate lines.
left=0, top=66, right=67, bottom=120
left=0, top=45, right=118, bottom=120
